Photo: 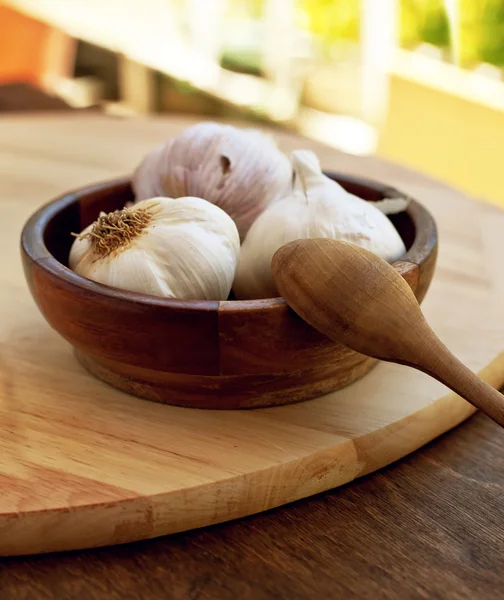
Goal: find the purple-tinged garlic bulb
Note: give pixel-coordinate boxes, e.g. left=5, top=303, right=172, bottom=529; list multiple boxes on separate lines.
left=132, top=122, right=292, bottom=239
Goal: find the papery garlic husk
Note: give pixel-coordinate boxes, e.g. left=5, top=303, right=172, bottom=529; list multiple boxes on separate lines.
left=69, top=197, right=240, bottom=300
left=374, top=196, right=410, bottom=215
left=233, top=150, right=406, bottom=300
left=132, top=122, right=292, bottom=240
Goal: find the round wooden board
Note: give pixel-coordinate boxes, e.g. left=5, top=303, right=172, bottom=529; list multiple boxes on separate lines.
left=1, top=114, right=504, bottom=556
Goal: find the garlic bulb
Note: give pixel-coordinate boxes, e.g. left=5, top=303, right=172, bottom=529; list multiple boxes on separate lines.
left=233, top=150, right=406, bottom=300
left=132, top=122, right=292, bottom=239
left=69, top=197, right=240, bottom=300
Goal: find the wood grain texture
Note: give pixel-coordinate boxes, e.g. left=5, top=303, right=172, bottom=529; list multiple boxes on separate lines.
left=2, top=412, right=502, bottom=600
left=20, top=175, right=436, bottom=408
left=1, top=113, right=504, bottom=558
left=75, top=349, right=377, bottom=410
left=272, top=239, right=504, bottom=426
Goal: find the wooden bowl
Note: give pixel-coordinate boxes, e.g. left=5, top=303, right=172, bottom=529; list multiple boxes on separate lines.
left=21, top=174, right=437, bottom=409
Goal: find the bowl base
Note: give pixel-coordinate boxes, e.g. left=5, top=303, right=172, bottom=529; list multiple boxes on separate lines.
left=76, top=350, right=378, bottom=409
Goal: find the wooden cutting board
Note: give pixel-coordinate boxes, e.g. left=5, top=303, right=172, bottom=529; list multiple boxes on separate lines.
left=1, top=114, right=504, bottom=556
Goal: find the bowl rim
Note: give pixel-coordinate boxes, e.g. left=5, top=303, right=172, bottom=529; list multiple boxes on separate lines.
left=21, top=173, right=437, bottom=312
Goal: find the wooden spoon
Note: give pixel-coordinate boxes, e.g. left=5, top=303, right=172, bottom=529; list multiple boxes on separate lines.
left=271, top=238, right=504, bottom=428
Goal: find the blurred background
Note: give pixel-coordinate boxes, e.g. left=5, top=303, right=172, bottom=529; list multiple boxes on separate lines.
left=1, top=0, right=504, bottom=205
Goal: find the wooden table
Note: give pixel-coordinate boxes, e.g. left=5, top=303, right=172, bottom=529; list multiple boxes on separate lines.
left=0, top=114, right=503, bottom=599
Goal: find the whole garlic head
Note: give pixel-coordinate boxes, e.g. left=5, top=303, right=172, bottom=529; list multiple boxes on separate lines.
left=70, top=197, right=240, bottom=300
left=132, top=122, right=292, bottom=239
left=233, top=150, right=406, bottom=300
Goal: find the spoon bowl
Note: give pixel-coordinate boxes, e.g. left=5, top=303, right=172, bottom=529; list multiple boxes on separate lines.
left=272, top=238, right=504, bottom=427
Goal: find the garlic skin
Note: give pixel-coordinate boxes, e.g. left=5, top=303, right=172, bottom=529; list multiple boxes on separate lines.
left=233, top=150, right=406, bottom=300
left=70, top=197, right=240, bottom=301
left=132, top=122, right=292, bottom=239
left=374, top=196, right=410, bottom=215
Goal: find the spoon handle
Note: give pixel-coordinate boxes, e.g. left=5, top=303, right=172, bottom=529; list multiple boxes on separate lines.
left=408, top=333, right=504, bottom=427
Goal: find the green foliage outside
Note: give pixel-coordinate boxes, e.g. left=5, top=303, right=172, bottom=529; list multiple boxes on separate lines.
left=297, top=0, right=360, bottom=48
left=459, top=0, right=504, bottom=66
left=297, top=0, right=504, bottom=68
left=400, top=0, right=450, bottom=49
left=219, top=0, right=504, bottom=68
left=401, top=0, right=504, bottom=67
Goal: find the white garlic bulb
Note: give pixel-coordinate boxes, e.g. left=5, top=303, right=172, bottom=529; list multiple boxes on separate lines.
left=132, top=122, right=292, bottom=240
left=233, top=150, right=406, bottom=300
left=69, top=197, right=240, bottom=300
